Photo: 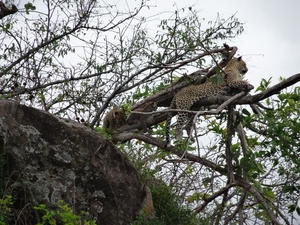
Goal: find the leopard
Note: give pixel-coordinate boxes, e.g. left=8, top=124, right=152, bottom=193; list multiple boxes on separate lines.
left=165, top=56, right=254, bottom=147
left=103, top=107, right=126, bottom=131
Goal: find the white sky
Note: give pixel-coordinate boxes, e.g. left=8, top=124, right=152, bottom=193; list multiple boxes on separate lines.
left=150, top=0, right=300, bottom=90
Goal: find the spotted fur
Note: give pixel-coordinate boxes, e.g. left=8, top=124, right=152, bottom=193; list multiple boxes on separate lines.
left=165, top=56, right=254, bottom=146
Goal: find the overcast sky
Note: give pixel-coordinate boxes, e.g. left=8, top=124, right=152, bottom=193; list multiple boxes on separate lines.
left=151, top=0, right=300, bottom=90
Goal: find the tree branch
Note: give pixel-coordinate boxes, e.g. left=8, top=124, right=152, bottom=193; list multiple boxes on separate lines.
left=0, top=2, right=18, bottom=19
left=192, top=72, right=300, bottom=107
left=251, top=73, right=300, bottom=102
left=224, top=190, right=247, bottom=224
left=192, top=182, right=237, bottom=214
left=112, top=132, right=227, bottom=174
left=236, top=178, right=284, bottom=225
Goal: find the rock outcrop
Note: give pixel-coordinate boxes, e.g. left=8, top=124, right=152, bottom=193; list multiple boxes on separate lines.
left=0, top=100, right=147, bottom=224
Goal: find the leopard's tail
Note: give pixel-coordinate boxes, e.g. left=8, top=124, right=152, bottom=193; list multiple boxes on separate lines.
left=165, top=100, right=176, bottom=147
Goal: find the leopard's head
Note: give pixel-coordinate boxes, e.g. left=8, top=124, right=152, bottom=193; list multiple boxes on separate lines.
left=235, top=56, right=248, bottom=75
left=226, top=56, right=248, bottom=75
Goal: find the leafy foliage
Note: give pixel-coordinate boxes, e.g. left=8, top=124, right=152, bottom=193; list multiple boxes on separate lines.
left=0, top=195, right=13, bottom=225
left=148, top=183, right=202, bottom=225
left=34, top=200, right=96, bottom=225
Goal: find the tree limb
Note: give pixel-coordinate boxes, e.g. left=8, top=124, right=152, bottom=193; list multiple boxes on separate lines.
left=0, top=2, right=18, bottom=19
left=224, top=190, right=247, bottom=224
left=112, top=132, right=227, bottom=174
left=251, top=73, right=300, bottom=102
left=192, top=72, right=300, bottom=107
left=192, top=182, right=237, bottom=214
left=236, top=178, right=284, bottom=225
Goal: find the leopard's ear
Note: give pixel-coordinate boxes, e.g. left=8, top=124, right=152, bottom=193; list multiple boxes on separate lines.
left=237, top=56, right=242, bottom=61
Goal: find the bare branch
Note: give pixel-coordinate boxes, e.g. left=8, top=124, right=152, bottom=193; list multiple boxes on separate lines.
left=224, top=190, right=247, bottom=224
left=236, top=178, right=284, bottom=225
left=112, top=132, right=227, bottom=174
left=192, top=182, right=237, bottom=214
left=0, top=26, right=81, bottom=77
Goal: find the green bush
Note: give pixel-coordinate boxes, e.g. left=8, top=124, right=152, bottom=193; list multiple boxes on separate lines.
left=34, top=200, right=96, bottom=225
left=0, top=195, right=13, bottom=225
left=133, top=178, right=207, bottom=225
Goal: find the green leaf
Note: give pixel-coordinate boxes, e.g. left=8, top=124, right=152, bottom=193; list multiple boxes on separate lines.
left=242, top=108, right=251, bottom=116
left=3, top=23, right=11, bottom=32
left=288, top=204, right=296, bottom=213
left=24, top=2, right=36, bottom=14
